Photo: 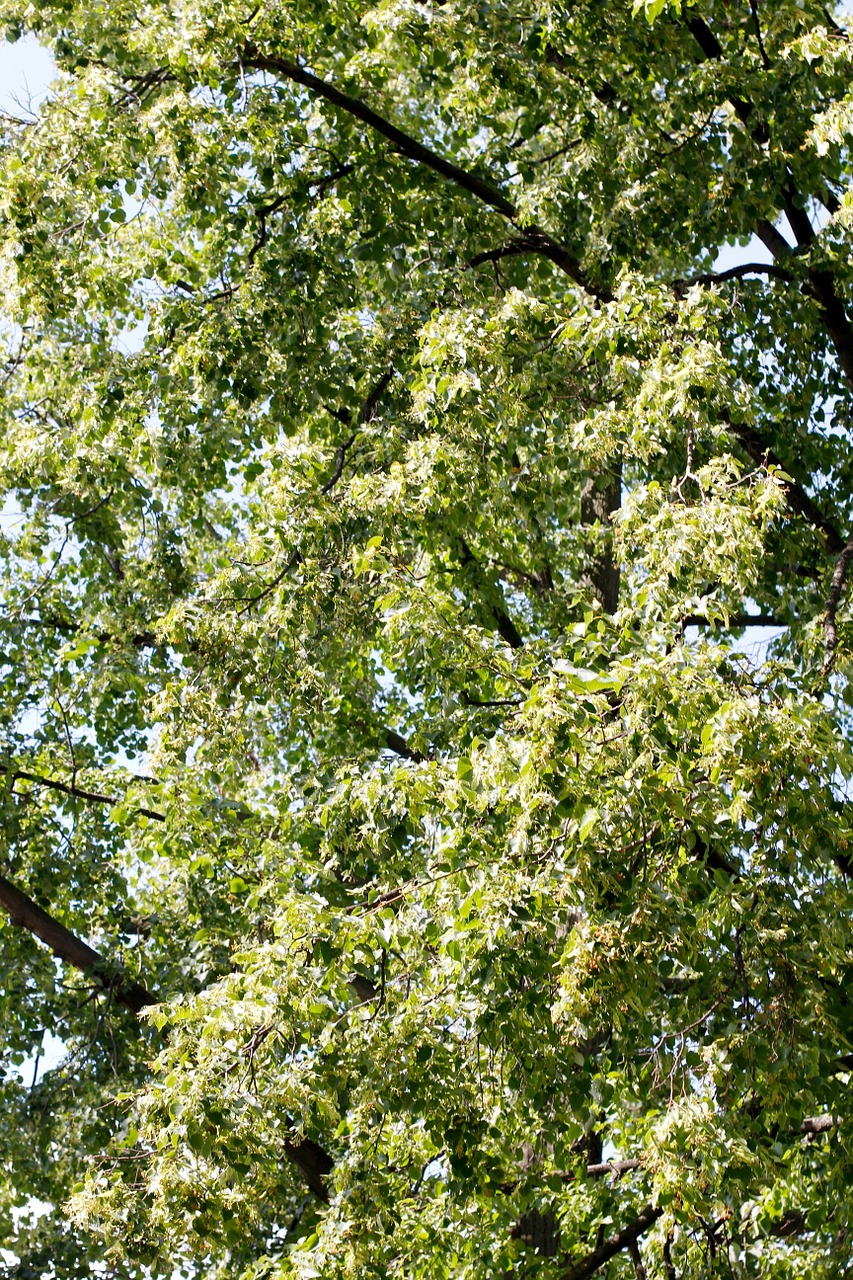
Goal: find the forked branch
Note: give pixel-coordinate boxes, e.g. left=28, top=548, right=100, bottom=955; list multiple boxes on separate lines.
left=560, top=1206, right=663, bottom=1280
left=241, top=48, right=608, bottom=300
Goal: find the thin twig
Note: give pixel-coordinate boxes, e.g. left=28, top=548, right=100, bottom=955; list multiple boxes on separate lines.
left=237, top=548, right=303, bottom=613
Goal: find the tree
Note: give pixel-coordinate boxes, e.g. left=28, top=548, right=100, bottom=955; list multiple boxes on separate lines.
left=0, top=0, right=852, bottom=1275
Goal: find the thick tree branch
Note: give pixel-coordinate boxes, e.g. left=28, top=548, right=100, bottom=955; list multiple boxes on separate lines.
left=559, top=1206, right=663, bottom=1280
left=0, top=873, right=154, bottom=1013
left=755, top=219, right=795, bottom=261
left=384, top=727, right=426, bottom=762
left=241, top=48, right=608, bottom=300
left=585, top=1159, right=642, bottom=1177
left=283, top=1136, right=334, bottom=1202
left=801, top=268, right=853, bottom=392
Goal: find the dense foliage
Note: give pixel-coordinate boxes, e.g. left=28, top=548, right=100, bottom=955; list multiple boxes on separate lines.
left=1, top=1, right=853, bottom=1276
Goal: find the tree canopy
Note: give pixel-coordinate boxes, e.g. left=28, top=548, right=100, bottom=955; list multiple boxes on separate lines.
left=1, top=1, right=853, bottom=1276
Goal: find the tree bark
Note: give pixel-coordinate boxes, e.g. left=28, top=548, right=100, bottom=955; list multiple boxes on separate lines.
left=581, top=462, right=621, bottom=613
left=0, top=873, right=154, bottom=1014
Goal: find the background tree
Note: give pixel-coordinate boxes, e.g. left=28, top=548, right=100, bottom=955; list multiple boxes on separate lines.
left=1, top=1, right=853, bottom=1276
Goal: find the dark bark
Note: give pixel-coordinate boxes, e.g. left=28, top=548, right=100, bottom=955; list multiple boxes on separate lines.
left=322, top=369, right=393, bottom=494
left=0, top=873, right=154, bottom=1014
left=581, top=463, right=621, bottom=613
left=512, top=1210, right=560, bottom=1258
left=559, top=1206, right=663, bottom=1280
left=241, top=49, right=609, bottom=300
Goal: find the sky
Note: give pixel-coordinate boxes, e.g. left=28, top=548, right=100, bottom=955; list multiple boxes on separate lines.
left=0, top=34, right=55, bottom=115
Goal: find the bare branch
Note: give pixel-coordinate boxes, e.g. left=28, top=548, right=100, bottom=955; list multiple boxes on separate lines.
left=0, top=763, right=166, bottom=822
left=237, top=548, right=304, bottom=612
left=457, top=537, right=524, bottom=648
left=748, top=0, right=772, bottom=70
left=628, top=1238, right=648, bottom=1280
left=1, top=615, right=158, bottom=649
left=585, top=1160, right=643, bottom=1177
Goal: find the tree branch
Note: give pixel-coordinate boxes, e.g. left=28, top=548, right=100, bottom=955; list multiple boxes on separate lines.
left=685, top=16, right=853, bottom=391
left=0, top=763, right=166, bottom=822
left=559, top=1206, right=663, bottom=1280
left=322, top=369, right=393, bottom=494
left=237, top=547, right=304, bottom=612
left=0, top=873, right=154, bottom=1013
left=241, top=48, right=609, bottom=300
left=680, top=612, right=786, bottom=629
left=0, top=870, right=337, bottom=1198
left=721, top=414, right=846, bottom=555
left=679, top=262, right=793, bottom=288
left=585, top=1159, right=642, bottom=1177
left=801, top=1114, right=835, bottom=1135
left=457, top=537, right=525, bottom=648
left=2, top=615, right=159, bottom=649
left=384, top=728, right=426, bottom=762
